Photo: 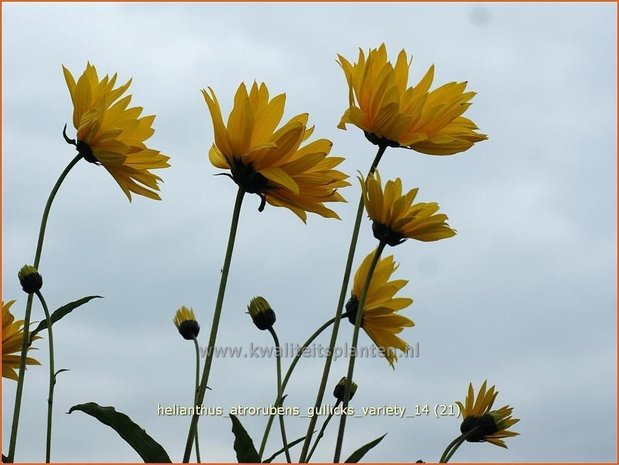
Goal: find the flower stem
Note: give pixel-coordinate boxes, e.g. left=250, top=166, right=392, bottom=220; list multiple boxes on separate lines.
left=182, top=187, right=245, bottom=462
left=333, top=241, right=386, bottom=462
left=306, top=401, right=339, bottom=462
left=7, top=153, right=82, bottom=463
left=258, top=315, right=343, bottom=457
left=438, top=427, right=480, bottom=463
left=34, top=291, right=55, bottom=463
left=192, top=338, right=202, bottom=463
left=268, top=327, right=291, bottom=463
left=298, top=145, right=386, bottom=463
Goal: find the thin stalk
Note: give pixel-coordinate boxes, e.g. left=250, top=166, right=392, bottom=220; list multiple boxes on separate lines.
left=306, top=400, right=340, bottom=462
left=299, top=144, right=386, bottom=462
left=268, top=327, right=291, bottom=463
left=7, top=153, right=82, bottom=462
left=439, top=427, right=480, bottom=463
left=259, top=314, right=344, bottom=458
left=34, top=291, right=54, bottom=463
left=182, top=187, right=245, bottom=462
left=192, top=338, right=202, bottom=463
left=333, top=241, right=386, bottom=462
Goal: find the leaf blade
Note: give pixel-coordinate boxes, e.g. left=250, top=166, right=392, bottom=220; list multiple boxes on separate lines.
left=345, top=433, right=387, bottom=463
left=230, top=414, right=261, bottom=463
left=30, top=295, right=102, bottom=341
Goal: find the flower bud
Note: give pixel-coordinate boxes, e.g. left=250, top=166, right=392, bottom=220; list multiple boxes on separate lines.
left=18, top=265, right=42, bottom=294
left=173, top=306, right=200, bottom=340
left=333, top=376, right=358, bottom=402
left=247, top=296, right=276, bottom=330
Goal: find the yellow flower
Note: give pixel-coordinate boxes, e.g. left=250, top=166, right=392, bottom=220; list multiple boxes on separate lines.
left=361, top=171, right=456, bottom=245
left=338, top=44, right=487, bottom=155
left=203, top=82, right=349, bottom=222
left=63, top=63, right=170, bottom=201
left=456, top=381, right=520, bottom=448
left=346, top=250, right=414, bottom=367
left=173, top=306, right=200, bottom=340
left=2, top=300, right=40, bottom=381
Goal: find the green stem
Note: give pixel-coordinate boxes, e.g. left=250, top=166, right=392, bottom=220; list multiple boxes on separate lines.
left=268, top=327, right=291, bottom=463
left=192, top=338, right=202, bottom=463
left=306, top=401, right=339, bottom=462
left=34, top=291, right=55, bottom=463
left=182, top=187, right=245, bottom=462
left=333, top=241, right=386, bottom=462
left=7, top=153, right=82, bottom=462
left=299, top=144, right=386, bottom=462
left=258, top=314, right=344, bottom=458
left=439, top=427, right=480, bottom=463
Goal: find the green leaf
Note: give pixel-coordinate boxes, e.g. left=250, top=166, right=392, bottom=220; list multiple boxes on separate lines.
left=68, top=402, right=171, bottom=463
left=345, top=433, right=387, bottom=463
left=230, top=414, right=261, bottom=463
left=262, top=434, right=307, bottom=463
left=30, top=296, right=102, bottom=342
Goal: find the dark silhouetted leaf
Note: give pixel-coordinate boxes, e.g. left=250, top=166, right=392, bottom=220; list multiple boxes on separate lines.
left=262, top=434, right=308, bottom=463
left=230, top=414, right=261, bottom=463
left=345, top=433, right=387, bottom=463
left=30, top=296, right=102, bottom=342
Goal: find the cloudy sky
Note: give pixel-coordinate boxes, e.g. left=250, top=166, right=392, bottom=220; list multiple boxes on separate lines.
left=2, top=2, right=616, bottom=463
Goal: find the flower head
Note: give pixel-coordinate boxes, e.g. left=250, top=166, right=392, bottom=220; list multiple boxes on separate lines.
left=2, top=300, right=41, bottom=380
left=456, top=381, right=520, bottom=448
left=247, top=296, right=276, bottom=331
left=63, top=63, right=170, bottom=201
left=173, top=306, right=200, bottom=340
left=203, top=82, right=349, bottom=222
left=17, top=264, right=43, bottom=294
left=361, top=171, right=456, bottom=245
left=333, top=376, right=358, bottom=402
left=346, top=250, right=414, bottom=367
left=338, top=44, right=487, bottom=155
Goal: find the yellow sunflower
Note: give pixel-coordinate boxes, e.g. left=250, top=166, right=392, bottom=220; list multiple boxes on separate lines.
left=361, top=170, right=456, bottom=245
left=2, top=300, right=40, bottom=381
left=338, top=44, right=487, bottom=155
left=173, top=306, right=200, bottom=340
left=63, top=63, right=170, bottom=200
left=456, top=381, right=520, bottom=448
left=203, top=82, right=349, bottom=222
left=345, top=250, right=414, bottom=367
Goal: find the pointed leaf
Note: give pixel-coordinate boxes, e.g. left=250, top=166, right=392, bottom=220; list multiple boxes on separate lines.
left=262, top=434, right=308, bottom=463
left=30, top=296, right=102, bottom=341
left=345, top=433, right=387, bottom=463
left=230, top=414, right=261, bottom=463
left=68, top=402, right=171, bottom=463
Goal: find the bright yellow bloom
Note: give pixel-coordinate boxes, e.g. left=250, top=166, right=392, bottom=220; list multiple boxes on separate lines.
left=173, top=306, right=200, bottom=340
left=203, top=82, right=349, bottom=222
left=346, top=250, right=414, bottom=367
left=2, top=300, right=40, bottom=381
left=63, top=63, right=170, bottom=200
left=456, top=381, right=520, bottom=448
left=338, top=44, right=487, bottom=155
left=361, top=171, right=456, bottom=245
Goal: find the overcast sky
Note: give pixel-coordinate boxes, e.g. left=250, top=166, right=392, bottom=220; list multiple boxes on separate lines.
left=2, top=2, right=616, bottom=463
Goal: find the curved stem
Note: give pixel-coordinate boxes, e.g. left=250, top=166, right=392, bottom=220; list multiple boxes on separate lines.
left=34, top=291, right=55, bottom=463
left=333, top=241, right=386, bottom=462
left=259, top=315, right=343, bottom=457
left=299, top=145, right=386, bottom=462
left=182, top=187, right=245, bottom=462
left=7, top=153, right=82, bottom=462
left=192, top=338, right=202, bottom=463
left=268, top=327, right=291, bottom=463
left=306, top=400, right=339, bottom=462
left=439, top=427, right=480, bottom=463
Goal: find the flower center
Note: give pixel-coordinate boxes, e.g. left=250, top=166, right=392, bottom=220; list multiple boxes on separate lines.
left=460, top=414, right=499, bottom=442
left=372, top=222, right=406, bottom=246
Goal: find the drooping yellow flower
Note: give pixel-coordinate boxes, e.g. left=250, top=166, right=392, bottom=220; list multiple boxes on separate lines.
left=63, top=63, right=170, bottom=200
left=456, top=381, right=520, bottom=448
left=338, top=44, right=487, bottom=155
left=2, top=300, right=40, bottom=381
left=346, top=250, right=414, bottom=367
left=203, top=82, right=349, bottom=222
left=361, top=171, right=456, bottom=245
left=173, top=306, right=200, bottom=340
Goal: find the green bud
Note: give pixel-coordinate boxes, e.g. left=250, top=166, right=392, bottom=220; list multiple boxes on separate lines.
left=247, top=296, right=276, bottom=330
left=18, top=265, right=42, bottom=294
